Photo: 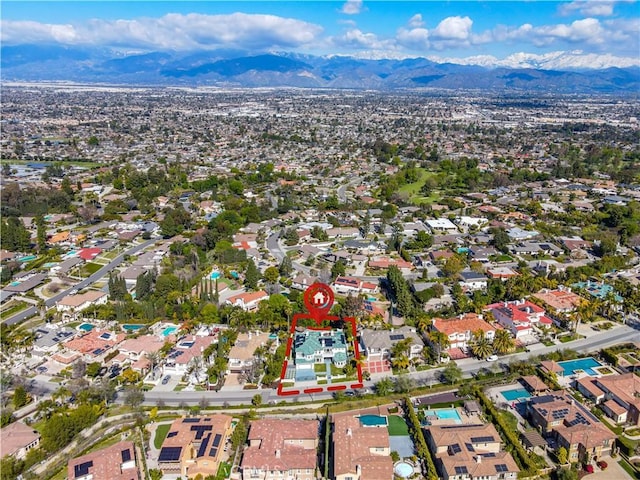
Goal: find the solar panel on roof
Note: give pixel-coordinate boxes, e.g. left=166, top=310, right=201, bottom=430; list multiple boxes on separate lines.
left=121, top=449, right=132, bottom=462
left=495, top=464, right=509, bottom=472
left=450, top=443, right=462, bottom=454
left=471, top=436, right=494, bottom=443
left=197, top=434, right=211, bottom=457
left=454, top=466, right=468, bottom=474
left=74, top=461, right=93, bottom=478
left=209, top=447, right=218, bottom=457
left=212, top=433, right=222, bottom=447
left=159, top=446, right=182, bottom=462
left=365, top=304, right=373, bottom=311
left=482, top=452, right=496, bottom=457
left=167, top=431, right=177, bottom=438
left=183, top=418, right=200, bottom=423
left=389, top=334, right=405, bottom=341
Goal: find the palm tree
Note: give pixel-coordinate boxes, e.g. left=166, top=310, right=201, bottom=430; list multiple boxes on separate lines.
left=145, top=351, right=160, bottom=379
left=428, top=330, right=450, bottom=361
left=392, top=354, right=410, bottom=371
left=492, top=329, right=515, bottom=354
left=574, top=299, right=596, bottom=332
left=469, top=329, right=493, bottom=359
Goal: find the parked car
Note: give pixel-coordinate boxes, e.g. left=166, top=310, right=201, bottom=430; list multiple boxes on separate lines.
left=486, top=354, right=499, bottom=362
left=596, top=460, right=608, bottom=470
left=583, top=464, right=594, bottom=474
left=162, top=375, right=170, bottom=385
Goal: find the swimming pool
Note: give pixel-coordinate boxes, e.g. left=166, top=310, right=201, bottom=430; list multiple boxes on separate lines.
left=424, top=408, right=462, bottom=424
left=501, top=388, right=532, bottom=402
left=161, top=326, right=178, bottom=337
left=210, top=271, right=221, bottom=279
left=18, top=255, right=37, bottom=262
left=9, top=281, right=20, bottom=287
left=78, top=323, right=94, bottom=332
left=394, top=462, right=414, bottom=478
left=359, top=415, right=388, bottom=427
left=123, top=324, right=145, bottom=332
left=557, top=357, right=602, bottom=376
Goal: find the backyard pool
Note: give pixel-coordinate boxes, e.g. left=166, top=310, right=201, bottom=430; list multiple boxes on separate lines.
left=78, top=323, right=95, bottom=332
left=123, top=324, right=145, bottom=332
left=210, top=271, right=221, bottom=279
left=394, top=462, right=414, bottom=478
left=18, top=255, right=37, bottom=262
left=501, top=388, right=532, bottom=402
left=424, top=408, right=462, bottom=424
left=161, top=326, right=178, bottom=337
left=557, top=357, right=602, bottom=376
left=359, top=415, right=388, bottom=427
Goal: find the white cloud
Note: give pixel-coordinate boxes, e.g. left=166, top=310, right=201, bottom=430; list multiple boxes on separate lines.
left=340, top=0, right=365, bottom=15
left=408, top=14, right=425, bottom=28
left=397, top=27, right=430, bottom=50
left=431, top=16, right=473, bottom=40
left=558, top=1, right=617, bottom=17
left=1, top=13, right=323, bottom=51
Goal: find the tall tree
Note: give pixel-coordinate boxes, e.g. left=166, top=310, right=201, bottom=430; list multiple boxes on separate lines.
left=35, top=214, right=47, bottom=252
left=245, top=259, right=260, bottom=290
left=279, top=256, right=293, bottom=277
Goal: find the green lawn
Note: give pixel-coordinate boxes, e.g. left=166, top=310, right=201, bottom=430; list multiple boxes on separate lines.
left=387, top=415, right=410, bottom=436
left=84, top=262, right=103, bottom=274
left=216, top=461, right=232, bottom=480
left=154, top=423, right=171, bottom=449
left=397, top=168, right=442, bottom=204
left=314, top=363, right=326, bottom=373
left=0, top=301, right=28, bottom=319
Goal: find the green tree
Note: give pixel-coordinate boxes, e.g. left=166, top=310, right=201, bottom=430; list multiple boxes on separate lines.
left=123, top=386, right=144, bottom=409
left=442, top=255, right=465, bottom=279
left=311, top=225, right=328, bottom=241
left=469, top=329, right=493, bottom=359
left=428, top=330, right=451, bottom=361
left=492, top=329, right=515, bottom=354
left=263, top=266, right=280, bottom=284
left=251, top=394, right=262, bottom=406
left=441, top=362, right=463, bottom=384
left=35, top=214, right=47, bottom=252
left=375, top=377, right=394, bottom=396
left=13, top=385, right=28, bottom=409
left=556, top=446, right=568, bottom=464
left=245, top=259, right=260, bottom=290
left=150, top=469, right=163, bottom=480
left=331, top=260, right=346, bottom=280
left=284, top=228, right=299, bottom=246
left=279, top=256, right=293, bottom=277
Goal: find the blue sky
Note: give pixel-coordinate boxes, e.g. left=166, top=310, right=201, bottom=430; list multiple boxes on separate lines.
left=2, top=1, right=638, bottom=60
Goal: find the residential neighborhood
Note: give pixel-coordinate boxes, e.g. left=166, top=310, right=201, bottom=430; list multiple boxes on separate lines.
left=1, top=80, right=639, bottom=480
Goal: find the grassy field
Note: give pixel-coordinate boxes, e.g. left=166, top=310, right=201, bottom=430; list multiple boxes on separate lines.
left=387, top=415, right=410, bottom=436
left=154, top=423, right=171, bottom=449
left=397, top=168, right=442, bottom=204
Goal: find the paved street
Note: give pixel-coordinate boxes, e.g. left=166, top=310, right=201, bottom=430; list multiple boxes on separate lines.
left=4, top=238, right=158, bottom=325
left=126, top=324, right=640, bottom=407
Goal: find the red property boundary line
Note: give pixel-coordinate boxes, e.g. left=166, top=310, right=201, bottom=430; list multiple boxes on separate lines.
left=277, top=283, right=363, bottom=396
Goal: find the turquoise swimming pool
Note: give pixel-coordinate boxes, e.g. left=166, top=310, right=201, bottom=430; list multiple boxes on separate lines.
left=78, top=323, right=94, bottom=332
left=210, top=271, right=221, bottom=279
left=359, top=415, right=388, bottom=427
left=161, top=326, right=178, bottom=337
left=557, top=357, right=602, bottom=376
left=123, top=324, right=145, bottom=332
left=501, top=388, right=532, bottom=402
left=424, top=408, right=462, bottom=424
left=18, top=255, right=37, bottom=262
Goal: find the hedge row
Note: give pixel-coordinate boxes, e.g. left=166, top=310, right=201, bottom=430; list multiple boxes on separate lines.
left=472, top=386, right=537, bottom=475
left=404, top=397, right=438, bottom=480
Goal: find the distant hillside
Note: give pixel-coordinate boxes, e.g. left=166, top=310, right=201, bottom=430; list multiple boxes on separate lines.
left=1, top=44, right=638, bottom=94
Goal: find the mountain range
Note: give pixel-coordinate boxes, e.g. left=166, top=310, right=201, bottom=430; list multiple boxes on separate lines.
left=2, top=44, right=639, bottom=94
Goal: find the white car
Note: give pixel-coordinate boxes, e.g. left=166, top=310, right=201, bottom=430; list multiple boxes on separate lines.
left=486, top=355, right=499, bottom=362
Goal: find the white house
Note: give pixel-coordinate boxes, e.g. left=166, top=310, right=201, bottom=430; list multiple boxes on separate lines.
left=56, top=290, right=108, bottom=313
left=226, top=290, right=269, bottom=311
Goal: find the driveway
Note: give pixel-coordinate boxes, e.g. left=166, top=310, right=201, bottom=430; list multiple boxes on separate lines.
left=584, top=459, right=634, bottom=480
